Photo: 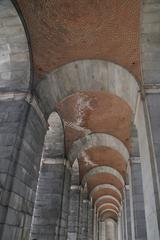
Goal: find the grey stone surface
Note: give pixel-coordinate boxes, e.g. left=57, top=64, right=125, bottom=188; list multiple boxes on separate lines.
left=30, top=162, right=66, bottom=240
left=0, top=0, right=30, bottom=91
left=87, top=202, right=93, bottom=240
left=0, top=1, right=160, bottom=239
left=105, top=219, right=118, bottom=240
left=58, top=167, right=71, bottom=240
left=135, top=100, right=160, bottom=240
left=78, top=190, right=88, bottom=240
left=141, top=0, right=160, bottom=84
left=0, top=100, right=46, bottom=239
left=130, top=127, right=147, bottom=240
left=125, top=188, right=132, bottom=240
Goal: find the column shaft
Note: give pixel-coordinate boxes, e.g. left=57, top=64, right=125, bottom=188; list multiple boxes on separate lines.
left=105, top=218, right=117, bottom=240
left=78, top=191, right=88, bottom=240
left=0, top=101, right=46, bottom=239
left=87, top=202, right=93, bottom=240
left=30, top=160, right=68, bottom=240
left=58, top=166, right=71, bottom=240
left=67, top=186, right=80, bottom=240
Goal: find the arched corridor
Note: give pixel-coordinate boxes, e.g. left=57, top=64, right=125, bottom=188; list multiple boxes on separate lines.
left=0, top=0, right=160, bottom=239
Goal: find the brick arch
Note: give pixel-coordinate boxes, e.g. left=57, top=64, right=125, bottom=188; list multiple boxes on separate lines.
left=90, top=184, right=122, bottom=203
left=100, top=210, right=118, bottom=222
left=69, top=133, right=129, bottom=165
left=77, top=145, right=129, bottom=181
left=15, top=1, right=141, bottom=80
left=95, top=195, right=121, bottom=210
left=35, top=60, right=139, bottom=117
left=97, top=203, right=119, bottom=215
left=82, top=166, right=124, bottom=188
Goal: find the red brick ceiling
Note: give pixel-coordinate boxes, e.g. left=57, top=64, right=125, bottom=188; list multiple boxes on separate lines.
left=92, top=188, right=122, bottom=204
left=15, top=0, right=139, bottom=220
left=57, top=91, right=130, bottom=216
left=101, top=211, right=118, bottom=221
left=96, top=198, right=120, bottom=210
left=57, top=91, right=132, bottom=152
left=79, top=146, right=127, bottom=180
left=87, top=173, right=124, bottom=193
left=16, top=0, right=141, bottom=80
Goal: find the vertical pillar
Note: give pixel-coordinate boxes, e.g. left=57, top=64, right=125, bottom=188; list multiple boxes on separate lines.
left=87, top=202, right=93, bottom=240
left=135, top=99, right=160, bottom=239
left=67, top=185, right=80, bottom=240
left=129, top=159, right=147, bottom=240
left=93, top=205, right=98, bottom=240
left=125, top=186, right=132, bottom=240
left=140, top=1, right=160, bottom=237
left=129, top=124, right=147, bottom=240
left=99, top=221, right=105, bottom=240
left=58, top=162, right=71, bottom=240
left=78, top=189, right=88, bottom=240
left=121, top=204, right=126, bottom=240
left=145, top=94, right=160, bottom=227
left=30, top=159, right=70, bottom=240
left=117, top=216, right=122, bottom=240
left=0, top=99, right=46, bottom=240
left=105, top=218, right=117, bottom=240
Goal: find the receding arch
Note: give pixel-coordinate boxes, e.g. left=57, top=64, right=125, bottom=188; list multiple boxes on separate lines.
left=35, top=60, right=139, bottom=117
left=97, top=203, right=119, bottom=215
left=81, top=166, right=124, bottom=188
left=95, top=195, right=121, bottom=209
left=79, top=146, right=128, bottom=181
left=90, top=184, right=122, bottom=202
left=100, top=209, right=118, bottom=221
left=69, top=133, right=129, bottom=165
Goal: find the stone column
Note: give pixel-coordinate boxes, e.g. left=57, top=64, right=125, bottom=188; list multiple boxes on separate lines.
left=140, top=1, right=160, bottom=238
left=135, top=99, right=160, bottom=239
left=128, top=125, right=147, bottom=240
left=78, top=190, right=88, bottom=240
left=117, top=216, right=122, bottom=240
left=99, top=221, right=105, bottom=240
left=145, top=94, right=160, bottom=229
left=58, top=162, right=71, bottom=240
left=129, top=159, right=147, bottom=240
left=124, top=187, right=132, bottom=240
left=105, top=218, right=117, bottom=240
left=67, top=185, right=80, bottom=240
left=0, top=99, right=46, bottom=239
left=87, top=202, right=93, bottom=240
left=30, top=158, right=71, bottom=240
left=93, top=206, right=98, bottom=240
left=121, top=204, right=126, bottom=240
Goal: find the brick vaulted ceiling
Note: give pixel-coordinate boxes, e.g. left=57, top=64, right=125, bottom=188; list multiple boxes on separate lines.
left=16, top=0, right=141, bottom=81
left=57, top=91, right=132, bottom=151
left=15, top=0, right=139, bottom=220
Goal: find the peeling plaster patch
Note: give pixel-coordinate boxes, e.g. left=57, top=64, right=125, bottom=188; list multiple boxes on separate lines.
left=63, top=93, right=93, bottom=134
left=81, top=151, right=97, bottom=167
left=64, top=120, right=91, bottom=134
left=75, top=93, right=93, bottom=125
